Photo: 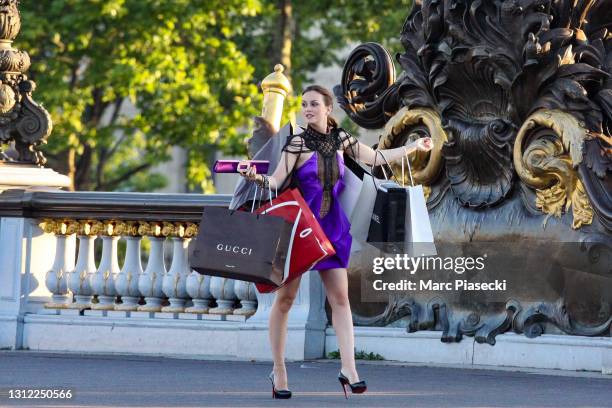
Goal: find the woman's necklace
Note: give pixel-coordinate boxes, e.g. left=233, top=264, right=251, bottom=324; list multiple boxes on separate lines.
left=303, top=125, right=341, bottom=218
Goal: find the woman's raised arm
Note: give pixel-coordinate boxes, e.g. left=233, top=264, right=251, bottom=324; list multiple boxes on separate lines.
left=340, top=131, right=433, bottom=166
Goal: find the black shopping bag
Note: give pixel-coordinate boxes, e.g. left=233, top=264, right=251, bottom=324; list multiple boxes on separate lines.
left=366, top=181, right=407, bottom=252
left=188, top=207, right=293, bottom=286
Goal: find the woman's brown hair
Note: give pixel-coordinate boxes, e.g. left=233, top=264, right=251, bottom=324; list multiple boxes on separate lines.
left=302, top=85, right=339, bottom=129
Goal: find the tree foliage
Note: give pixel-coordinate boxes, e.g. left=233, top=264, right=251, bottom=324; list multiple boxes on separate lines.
left=19, top=0, right=262, bottom=192
left=241, top=0, right=413, bottom=90
left=17, top=0, right=413, bottom=192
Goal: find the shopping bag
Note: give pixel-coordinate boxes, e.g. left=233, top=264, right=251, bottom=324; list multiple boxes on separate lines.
left=346, top=156, right=381, bottom=252
left=366, top=181, right=407, bottom=252
left=254, top=188, right=336, bottom=293
left=400, top=155, right=436, bottom=256
left=405, top=183, right=437, bottom=257
left=338, top=154, right=364, bottom=220
left=366, top=151, right=437, bottom=256
left=188, top=206, right=294, bottom=286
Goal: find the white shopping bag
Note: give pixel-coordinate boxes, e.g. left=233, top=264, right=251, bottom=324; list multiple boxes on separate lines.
left=342, top=155, right=381, bottom=251
left=402, top=157, right=437, bottom=257
left=338, top=154, right=364, bottom=220
left=344, top=152, right=393, bottom=253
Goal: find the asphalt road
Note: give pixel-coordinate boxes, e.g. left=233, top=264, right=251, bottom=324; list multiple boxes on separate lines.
left=0, top=352, right=610, bottom=407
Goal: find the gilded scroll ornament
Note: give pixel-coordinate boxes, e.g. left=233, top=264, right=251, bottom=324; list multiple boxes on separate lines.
left=514, top=110, right=594, bottom=229
left=39, top=220, right=200, bottom=238
left=39, top=219, right=78, bottom=235
left=184, top=222, right=199, bottom=238
left=123, top=221, right=140, bottom=237
left=161, top=221, right=175, bottom=237
left=378, top=107, right=447, bottom=188
left=137, top=221, right=163, bottom=237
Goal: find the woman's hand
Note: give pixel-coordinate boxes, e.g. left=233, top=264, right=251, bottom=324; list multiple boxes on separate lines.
left=237, top=160, right=261, bottom=183
left=415, top=137, right=433, bottom=152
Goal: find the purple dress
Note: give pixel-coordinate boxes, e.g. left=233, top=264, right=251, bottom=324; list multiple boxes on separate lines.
left=294, top=151, right=352, bottom=270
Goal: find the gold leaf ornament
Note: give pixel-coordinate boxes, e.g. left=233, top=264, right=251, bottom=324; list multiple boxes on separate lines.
left=378, top=107, right=448, bottom=187
left=514, top=109, right=594, bottom=229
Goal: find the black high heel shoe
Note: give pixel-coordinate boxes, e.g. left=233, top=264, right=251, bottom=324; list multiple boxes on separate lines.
left=268, top=371, right=292, bottom=399
left=338, top=370, right=367, bottom=399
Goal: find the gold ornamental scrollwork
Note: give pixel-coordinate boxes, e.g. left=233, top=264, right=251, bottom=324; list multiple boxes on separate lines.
left=161, top=221, right=176, bottom=237
left=137, top=221, right=164, bottom=237
left=513, top=109, right=594, bottom=229
left=123, top=221, right=140, bottom=237
left=39, top=219, right=79, bottom=235
left=38, top=219, right=201, bottom=237
left=377, top=107, right=448, bottom=199
left=76, top=220, right=104, bottom=236
left=166, top=222, right=198, bottom=238
left=98, top=220, right=124, bottom=237
left=183, top=222, right=199, bottom=238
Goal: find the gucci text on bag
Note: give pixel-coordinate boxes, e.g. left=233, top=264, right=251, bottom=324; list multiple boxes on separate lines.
left=216, top=243, right=253, bottom=256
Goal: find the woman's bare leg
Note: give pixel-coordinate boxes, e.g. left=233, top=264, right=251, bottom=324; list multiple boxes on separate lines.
left=319, top=268, right=360, bottom=383
left=269, top=275, right=302, bottom=390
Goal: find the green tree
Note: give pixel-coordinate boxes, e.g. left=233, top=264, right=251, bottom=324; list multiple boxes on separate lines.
left=239, top=0, right=413, bottom=133
left=18, top=0, right=413, bottom=192
left=18, top=0, right=262, bottom=192
left=240, top=0, right=413, bottom=91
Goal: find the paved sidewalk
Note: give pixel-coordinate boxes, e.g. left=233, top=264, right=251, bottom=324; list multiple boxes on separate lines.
left=0, top=351, right=610, bottom=407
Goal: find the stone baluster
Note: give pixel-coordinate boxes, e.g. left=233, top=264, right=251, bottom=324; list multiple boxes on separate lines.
left=90, top=222, right=122, bottom=310
left=161, top=223, right=195, bottom=313
left=185, top=222, right=212, bottom=314
left=233, top=280, right=257, bottom=317
left=209, top=276, right=238, bottom=315
left=137, top=222, right=168, bottom=312
left=67, top=221, right=101, bottom=310
left=115, top=222, right=143, bottom=311
left=41, top=220, right=77, bottom=309
left=185, top=272, right=213, bottom=313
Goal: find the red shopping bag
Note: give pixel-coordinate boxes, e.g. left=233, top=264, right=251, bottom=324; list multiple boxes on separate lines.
left=254, top=188, right=335, bottom=293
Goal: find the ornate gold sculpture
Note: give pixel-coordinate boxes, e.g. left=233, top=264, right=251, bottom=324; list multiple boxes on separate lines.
left=40, top=219, right=200, bottom=238
left=39, top=219, right=79, bottom=235
left=514, top=109, right=594, bottom=229
left=377, top=107, right=448, bottom=198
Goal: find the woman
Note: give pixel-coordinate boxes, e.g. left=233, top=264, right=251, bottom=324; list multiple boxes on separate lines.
left=239, top=85, right=433, bottom=399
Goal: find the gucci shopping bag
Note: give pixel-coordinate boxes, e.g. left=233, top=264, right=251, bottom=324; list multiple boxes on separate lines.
left=254, top=188, right=336, bottom=293
left=188, top=207, right=294, bottom=286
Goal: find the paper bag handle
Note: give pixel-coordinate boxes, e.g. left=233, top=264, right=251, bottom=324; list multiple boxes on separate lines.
left=250, top=176, right=277, bottom=213
left=401, top=150, right=415, bottom=187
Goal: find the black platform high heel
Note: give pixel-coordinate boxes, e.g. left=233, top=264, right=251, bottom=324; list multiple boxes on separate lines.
left=268, top=371, right=292, bottom=399
left=338, top=370, right=367, bottom=399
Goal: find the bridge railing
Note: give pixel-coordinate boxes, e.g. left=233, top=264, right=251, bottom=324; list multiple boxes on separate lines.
left=0, top=189, right=257, bottom=320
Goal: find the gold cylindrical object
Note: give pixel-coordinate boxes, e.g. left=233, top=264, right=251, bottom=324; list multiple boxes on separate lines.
left=260, top=64, right=292, bottom=132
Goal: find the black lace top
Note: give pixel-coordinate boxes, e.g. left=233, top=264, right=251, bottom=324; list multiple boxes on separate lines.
left=280, top=125, right=359, bottom=217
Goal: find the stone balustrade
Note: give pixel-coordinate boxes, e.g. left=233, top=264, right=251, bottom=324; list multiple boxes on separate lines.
left=1, top=190, right=256, bottom=320
left=39, top=218, right=248, bottom=319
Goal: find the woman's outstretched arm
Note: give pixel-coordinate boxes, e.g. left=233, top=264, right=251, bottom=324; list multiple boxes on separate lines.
left=341, top=131, right=433, bottom=167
